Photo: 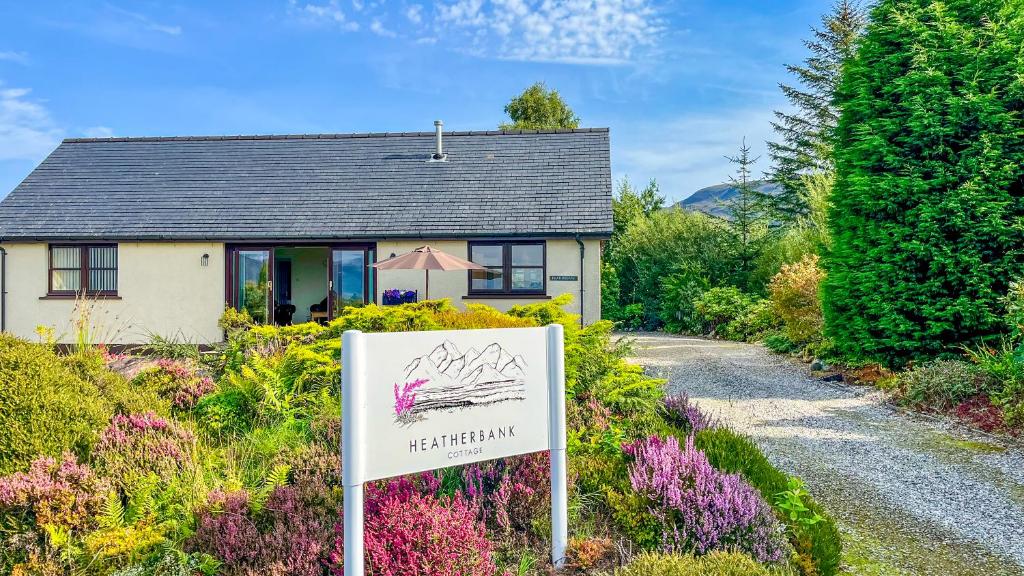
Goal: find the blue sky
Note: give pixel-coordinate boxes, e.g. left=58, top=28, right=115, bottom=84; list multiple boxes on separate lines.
left=0, top=0, right=829, bottom=202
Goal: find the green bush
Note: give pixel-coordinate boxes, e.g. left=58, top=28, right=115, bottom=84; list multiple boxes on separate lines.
left=0, top=336, right=166, bottom=475
left=695, top=427, right=841, bottom=576
left=728, top=299, right=783, bottom=342
left=769, top=255, right=825, bottom=346
left=823, top=0, right=1024, bottom=366
left=659, top=267, right=710, bottom=334
left=617, top=551, right=795, bottom=576
left=692, top=287, right=769, bottom=340
left=896, top=360, right=995, bottom=412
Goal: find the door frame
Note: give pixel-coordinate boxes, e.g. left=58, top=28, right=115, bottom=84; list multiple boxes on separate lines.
left=226, top=242, right=376, bottom=324
left=225, top=245, right=275, bottom=324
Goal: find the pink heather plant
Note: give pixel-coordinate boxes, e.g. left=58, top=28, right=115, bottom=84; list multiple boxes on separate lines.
left=393, top=378, right=428, bottom=421
left=0, top=453, right=108, bottom=530
left=462, top=452, right=550, bottom=533
left=328, top=477, right=501, bottom=576
left=625, top=435, right=789, bottom=563
left=189, top=486, right=332, bottom=576
left=662, top=392, right=719, bottom=434
left=94, top=412, right=195, bottom=487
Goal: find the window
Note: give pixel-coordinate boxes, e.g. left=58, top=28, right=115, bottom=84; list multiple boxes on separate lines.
left=48, top=244, right=118, bottom=295
left=468, top=241, right=545, bottom=294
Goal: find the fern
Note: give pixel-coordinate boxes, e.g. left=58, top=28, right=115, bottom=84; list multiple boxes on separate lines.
left=99, top=490, right=125, bottom=528
left=125, top=474, right=159, bottom=524
left=250, top=464, right=291, bottom=513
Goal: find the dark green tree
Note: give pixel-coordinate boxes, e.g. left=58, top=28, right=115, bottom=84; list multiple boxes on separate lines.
left=725, top=139, right=775, bottom=290
left=767, top=0, right=866, bottom=219
left=611, top=178, right=664, bottom=242
left=500, top=82, right=580, bottom=130
left=822, top=0, right=1024, bottom=365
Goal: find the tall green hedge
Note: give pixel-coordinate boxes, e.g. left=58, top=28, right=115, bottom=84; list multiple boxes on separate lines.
left=822, top=0, right=1024, bottom=366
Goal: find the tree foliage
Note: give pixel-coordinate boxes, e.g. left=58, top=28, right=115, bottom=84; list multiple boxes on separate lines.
left=724, top=140, right=777, bottom=290
left=500, top=82, right=580, bottom=130
left=767, top=0, right=866, bottom=219
left=822, top=0, right=1024, bottom=365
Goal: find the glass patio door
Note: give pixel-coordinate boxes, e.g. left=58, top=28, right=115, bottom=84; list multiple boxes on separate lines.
left=233, top=249, right=272, bottom=324
left=330, top=247, right=375, bottom=318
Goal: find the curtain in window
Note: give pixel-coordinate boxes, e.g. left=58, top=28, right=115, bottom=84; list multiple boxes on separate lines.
left=88, top=246, right=118, bottom=292
left=51, top=246, right=81, bottom=291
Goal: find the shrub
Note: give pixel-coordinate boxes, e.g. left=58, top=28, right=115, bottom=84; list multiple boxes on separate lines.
left=462, top=452, right=550, bottom=534
left=823, top=0, right=1024, bottom=366
left=895, top=360, right=995, bottom=412
left=728, top=299, right=783, bottom=342
left=0, top=335, right=165, bottom=475
left=188, top=486, right=331, bottom=576
left=327, top=478, right=501, bottom=576
left=769, top=255, right=824, bottom=345
left=624, top=435, right=789, bottom=563
left=692, top=288, right=755, bottom=338
left=0, top=453, right=107, bottom=531
left=94, top=413, right=195, bottom=489
left=661, top=393, right=718, bottom=435
left=659, top=268, right=710, bottom=334
left=695, top=427, right=841, bottom=576
left=133, top=360, right=215, bottom=411
left=617, top=551, right=795, bottom=576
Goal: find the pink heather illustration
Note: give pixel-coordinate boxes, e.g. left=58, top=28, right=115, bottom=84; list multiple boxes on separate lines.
left=393, top=378, right=428, bottom=423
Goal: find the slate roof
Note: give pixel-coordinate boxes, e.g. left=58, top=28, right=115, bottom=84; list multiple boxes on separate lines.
left=0, top=129, right=612, bottom=241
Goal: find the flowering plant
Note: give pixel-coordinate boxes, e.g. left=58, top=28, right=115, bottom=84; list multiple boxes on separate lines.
left=94, top=412, right=195, bottom=487
left=0, top=453, right=107, bottom=531
left=393, top=378, right=428, bottom=422
left=327, top=478, right=500, bottom=576
left=662, top=393, right=718, bottom=434
left=382, top=289, right=418, bottom=306
left=625, top=435, right=788, bottom=563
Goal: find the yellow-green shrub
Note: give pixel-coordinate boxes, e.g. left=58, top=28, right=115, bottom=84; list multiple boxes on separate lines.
left=769, top=255, right=825, bottom=345
left=617, top=551, right=796, bottom=576
left=0, top=336, right=165, bottom=475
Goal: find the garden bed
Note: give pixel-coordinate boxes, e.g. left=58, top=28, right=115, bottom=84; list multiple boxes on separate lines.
left=0, top=297, right=840, bottom=575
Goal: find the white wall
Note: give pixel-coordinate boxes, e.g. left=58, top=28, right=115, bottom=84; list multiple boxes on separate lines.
left=0, top=242, right=225, bottom=345
left=0, top=238, right=603, bottom=345
left=374, top=238, right=602, bottom=325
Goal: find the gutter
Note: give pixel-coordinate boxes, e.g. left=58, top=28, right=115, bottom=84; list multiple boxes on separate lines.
left=0, top=246, right=6, bottom=332
left=574, top=234, right=585, bottom=328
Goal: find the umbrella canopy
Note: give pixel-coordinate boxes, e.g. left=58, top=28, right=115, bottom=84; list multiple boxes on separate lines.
left=372, top=245, right=485, bottom=300
left=373, top=245, right=485, bottom=271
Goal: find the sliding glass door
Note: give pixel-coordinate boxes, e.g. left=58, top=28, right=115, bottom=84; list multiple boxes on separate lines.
left=232, top=249, right=272, bottom=324
left=330, top=247, right=375, bottom=317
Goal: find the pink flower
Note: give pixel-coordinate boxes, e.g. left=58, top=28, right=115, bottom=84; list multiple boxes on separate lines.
left=393, top=378, right=428, bottom=419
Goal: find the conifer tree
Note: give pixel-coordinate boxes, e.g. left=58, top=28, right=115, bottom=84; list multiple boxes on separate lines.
left=767, top=0, right=866, bottom=219
left=725, top=139, right=774, bottom=289
left=822, top=0, right=1024, bottom=365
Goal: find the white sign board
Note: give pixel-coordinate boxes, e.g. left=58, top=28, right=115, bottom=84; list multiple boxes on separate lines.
left=341, top=325, right=568, bottom=575
left=354, top=327, right=550, bottom=482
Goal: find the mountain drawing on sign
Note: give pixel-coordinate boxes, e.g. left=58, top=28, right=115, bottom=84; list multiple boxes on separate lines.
left=395, top=340, right=527, bottom=423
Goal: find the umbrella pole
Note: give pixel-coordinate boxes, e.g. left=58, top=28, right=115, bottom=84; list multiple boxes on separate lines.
left=425, top=269, right=429, bottom=301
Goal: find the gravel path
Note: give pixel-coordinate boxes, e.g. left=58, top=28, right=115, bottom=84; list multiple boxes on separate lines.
left=624, top=332, right=1024, bottom=576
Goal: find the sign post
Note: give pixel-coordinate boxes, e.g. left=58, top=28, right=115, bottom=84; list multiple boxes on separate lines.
left=341, top=325, right=568, bottom=574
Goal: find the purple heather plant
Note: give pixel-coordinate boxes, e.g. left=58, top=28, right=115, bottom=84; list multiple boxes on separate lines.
left=393, top=378, right=428, bottom=420
left=94, top=412, right=195, bottom=487
left=662, top=392, right=718, bottom=434
left=462, top=452, right=550, bottom=533
left=0, top=453, right=108, bottom=530
left=625, top=435, right=788, bottom=563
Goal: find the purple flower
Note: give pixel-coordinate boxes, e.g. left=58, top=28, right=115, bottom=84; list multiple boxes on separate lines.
left=626, top=435, right=788, bottom=563
left=393, top=378, right=428, bottom=420
left=663, top=393, right=718, bottom=434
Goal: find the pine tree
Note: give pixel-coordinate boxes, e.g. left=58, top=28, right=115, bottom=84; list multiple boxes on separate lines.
left=822, top=0, right=1024, bottom=365
left=725, top=139, right=774, bottom=289
left=767, top=0, right=866, bottom=219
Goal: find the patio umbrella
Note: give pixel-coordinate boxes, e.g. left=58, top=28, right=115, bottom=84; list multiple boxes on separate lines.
left=372, top=245, right=485, bottom=300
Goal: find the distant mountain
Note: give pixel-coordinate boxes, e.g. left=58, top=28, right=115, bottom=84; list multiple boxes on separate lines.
left=401, top=340, right=528, bottom=416
left=677, top=180, right=782, bottom=218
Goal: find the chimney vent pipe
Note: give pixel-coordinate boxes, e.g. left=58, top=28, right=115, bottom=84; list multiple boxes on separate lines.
left=432, top=120, right=446, bottom=160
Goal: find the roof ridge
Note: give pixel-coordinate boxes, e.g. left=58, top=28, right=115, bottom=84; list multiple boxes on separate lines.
left=63, top=127, right=610, bottom=144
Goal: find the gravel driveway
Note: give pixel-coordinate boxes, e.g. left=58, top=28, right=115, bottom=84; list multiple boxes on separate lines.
left=623, top=332, right=1024, bottom=576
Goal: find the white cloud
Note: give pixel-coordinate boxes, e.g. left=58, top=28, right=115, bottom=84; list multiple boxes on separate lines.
left=0, top=86, right=63, bottom=161
left=614, top=108, right=779, bottom=202
left=435, top=0, right=662, bottom=65
left=83, top=126, right=114, bottom=138
left=288, top=0, right=360, bottom=31
left=106, top=5, right=182, bottom=36
left=370, top=18, right=397, bottom=37
left=405, top=4, right=423, bottom=24
left=0, top=51, right=29, bottom=65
